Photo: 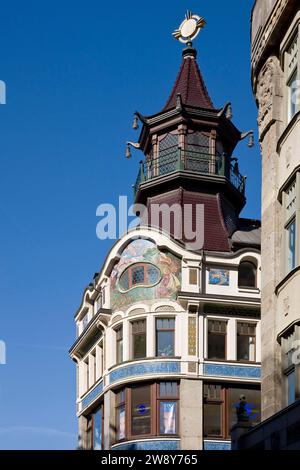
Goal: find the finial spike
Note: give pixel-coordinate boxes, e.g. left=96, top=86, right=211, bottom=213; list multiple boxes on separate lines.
left=173, top=12, right=206, bottom=44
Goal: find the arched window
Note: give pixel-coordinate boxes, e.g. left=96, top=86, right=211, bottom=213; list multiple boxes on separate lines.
left=118, top=263, right=161, bottom=292
left=238, top=261, right=257, bottom=288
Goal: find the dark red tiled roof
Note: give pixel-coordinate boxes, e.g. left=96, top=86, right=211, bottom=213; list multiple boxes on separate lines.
left=163, top=55, right=214, bottom=111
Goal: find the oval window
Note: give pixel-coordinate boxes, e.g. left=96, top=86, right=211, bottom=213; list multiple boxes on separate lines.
left=118, top=263, right=161, bottom=292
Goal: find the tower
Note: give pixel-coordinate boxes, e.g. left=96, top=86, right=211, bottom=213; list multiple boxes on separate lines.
left=70, top=12, right=261, bottom=451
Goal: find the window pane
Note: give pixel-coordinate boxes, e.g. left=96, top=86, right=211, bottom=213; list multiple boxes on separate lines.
left=238, top=261, right=256, bottom=288
left=131, top=386, right=151, bottom=436
left=117, top=405, right=126, bottom=440
left=133, top=332, right=146, bottom=359
left=159, top=402, right=177, bottom=434
left=288, top=71, right=298, bottom=120
left=93, top=407, right=102, bottom=450
left=132, top=266, right=145, bottom=285
left=203, top=403, right=222, bottom=437
left=156, top=331, right=174, bottom=357
left=227, top=388, right=261, bottom=430
left=86, top=417, right=93, bottom=449
left=189, top=268, right=198, bottom=285
left=287, top=369, right=296, bottom=405
left=208, top=333, right=226, bottom=360
left=237, top=335, right=255, bottom=361
left=119, top=270, right=129, bottom=290
left=159, top=382, right=178, bottom=397
left=148, top=265, right=160, bottom=284
left=287, top=220, right=296, bottom=272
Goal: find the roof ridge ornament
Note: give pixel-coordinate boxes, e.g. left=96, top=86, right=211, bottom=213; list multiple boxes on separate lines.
left=172, top=11, right=206, bottom=44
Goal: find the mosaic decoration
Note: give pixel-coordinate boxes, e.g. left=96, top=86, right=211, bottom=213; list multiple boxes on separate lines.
left=188, top=316, right=197, bottom=355
left=81, top=380, right=104, bottom=410
left=204, top=363, right=261, bottom=379
left=208, top=269, right=230, bottom=286
left=204, top=441, right=231, bottom=450
left=113, top=440, right=180, bottom=451
left=110, top=239, right=181, bottom=310
left=109, top=361, right=181, bottom=384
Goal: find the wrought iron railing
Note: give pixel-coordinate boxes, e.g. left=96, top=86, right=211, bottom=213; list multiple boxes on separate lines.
left=134, top=145, right=246, bottom=197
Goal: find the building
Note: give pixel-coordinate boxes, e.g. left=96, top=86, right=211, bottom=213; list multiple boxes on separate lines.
left=232, top=0, right=300, bottom=450
left=69, top=13, right=262, bottom=451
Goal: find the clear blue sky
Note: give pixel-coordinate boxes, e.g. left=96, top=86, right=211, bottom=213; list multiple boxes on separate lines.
left=0, top=0, right=259, bottom=449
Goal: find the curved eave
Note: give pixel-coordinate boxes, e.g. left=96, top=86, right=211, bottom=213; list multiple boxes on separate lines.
left=136, top=105, right=242, bottom=154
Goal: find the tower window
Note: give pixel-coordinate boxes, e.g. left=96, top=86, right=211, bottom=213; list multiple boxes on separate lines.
left=238, top=261, right=257, bottom=288
left=118, top=263, right=161, bottom=292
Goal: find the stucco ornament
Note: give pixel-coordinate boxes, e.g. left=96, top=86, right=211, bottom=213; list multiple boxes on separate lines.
left=256, top=57, right=276, bottom=132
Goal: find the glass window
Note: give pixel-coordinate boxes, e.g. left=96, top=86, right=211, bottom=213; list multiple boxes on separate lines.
left=238, top=261, right=257, bottom=288
left=159, top=381, right=178, bottom=397
left=131, top=385, right=151, bottom=436
left=86, top=416, right=93, bottom=449
left=82, top=313, right=89, bottom=331
left=116, top=326, right=123, bottom=364
left=204, top=384, right=261, bottom=438
left=118, top=263, right=161, bottom=291
left=93, top=407, right=103, bottom=450
left=156, top=318, right=175, bottom=357
left=288, top=70, right=298, bottom=121
left=287, top=369, right=296, bottom=405
left=189, top=268, right=198, bottom=285
left=287, top=219, right=296, bottom=272
left=237, top=322, right=256, bottom=362
left=227, top=387, right=261, bottom=429
left=159, top=402, right=177, bottom=435
left=207, top=320, right=227, bottom=360
left=132, top=320, right=146, bottom=359
left=116, top=389, right=126, bottom=441
left=132, top=266, right=145, bottom=285
left=203, top=403, right=222, bottom=437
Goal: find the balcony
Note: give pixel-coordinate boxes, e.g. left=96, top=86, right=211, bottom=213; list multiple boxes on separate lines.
left=134, top=145, right=246, bottom=197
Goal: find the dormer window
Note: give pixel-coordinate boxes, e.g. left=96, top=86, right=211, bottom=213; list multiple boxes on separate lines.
left=118, top=263, right=161, bottom=292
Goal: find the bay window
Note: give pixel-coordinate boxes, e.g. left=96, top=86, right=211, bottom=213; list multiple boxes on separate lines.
left=115, top=382, right=179, bottom=442
left=204, top=383, right=260, bottom=439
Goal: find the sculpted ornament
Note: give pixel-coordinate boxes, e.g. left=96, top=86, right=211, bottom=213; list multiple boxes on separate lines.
left=256, top=57, right=275, bottom=131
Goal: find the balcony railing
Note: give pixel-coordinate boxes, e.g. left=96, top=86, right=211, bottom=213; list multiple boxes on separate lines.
left=134, top=145, right=246, bottom=197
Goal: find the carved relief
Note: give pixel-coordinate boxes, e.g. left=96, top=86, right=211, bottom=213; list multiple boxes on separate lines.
left=256, top=58, right=275, bottom=132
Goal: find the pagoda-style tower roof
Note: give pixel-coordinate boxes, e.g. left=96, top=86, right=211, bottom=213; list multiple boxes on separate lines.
left=163, top=46, right=214, bottom=111
left=127, top=16, right=254, bottom=253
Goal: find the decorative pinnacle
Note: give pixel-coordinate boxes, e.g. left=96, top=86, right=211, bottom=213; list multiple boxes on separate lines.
left=172, top=11, right=206, bottom=44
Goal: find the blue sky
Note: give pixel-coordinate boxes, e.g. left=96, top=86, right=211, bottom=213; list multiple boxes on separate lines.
left=0, top=0, right=259, bottom=449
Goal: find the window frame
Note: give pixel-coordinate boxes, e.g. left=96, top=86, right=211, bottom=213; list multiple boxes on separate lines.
left=118, top=262, right=161, bottom=292
left=207, top=319, right=227, bottom=361
left=115, top=325, right=123, bottom=365
left=155, top=317, right=176, bottom=357
left=131, top=319, right=147, bottom=360
left=238, top=260, right=257, bottom=289
left=203, top=383, right=261, bottom=440
left=236, top=322, right=257, bottom=363
left=115, top=382, right=180, bottom=443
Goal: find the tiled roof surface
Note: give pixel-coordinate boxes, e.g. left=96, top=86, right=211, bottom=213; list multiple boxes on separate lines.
left=163, top=55, right=214, bottom=111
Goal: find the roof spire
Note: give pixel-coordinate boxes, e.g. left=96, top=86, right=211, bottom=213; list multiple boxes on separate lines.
left=163, top=13, right=213, bottom=111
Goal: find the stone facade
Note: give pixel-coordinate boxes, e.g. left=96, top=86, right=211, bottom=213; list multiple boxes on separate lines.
left=251, top=0, right=300, bottom=421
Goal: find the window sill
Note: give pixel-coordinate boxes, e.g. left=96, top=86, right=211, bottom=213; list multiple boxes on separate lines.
left=275, top=264, right=300, bottom=295
left=238, top=287, right=260, bottom=294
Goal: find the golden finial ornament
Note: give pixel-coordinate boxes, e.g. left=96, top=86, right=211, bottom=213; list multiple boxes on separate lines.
left=172, top=11, right=206, bottom=44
